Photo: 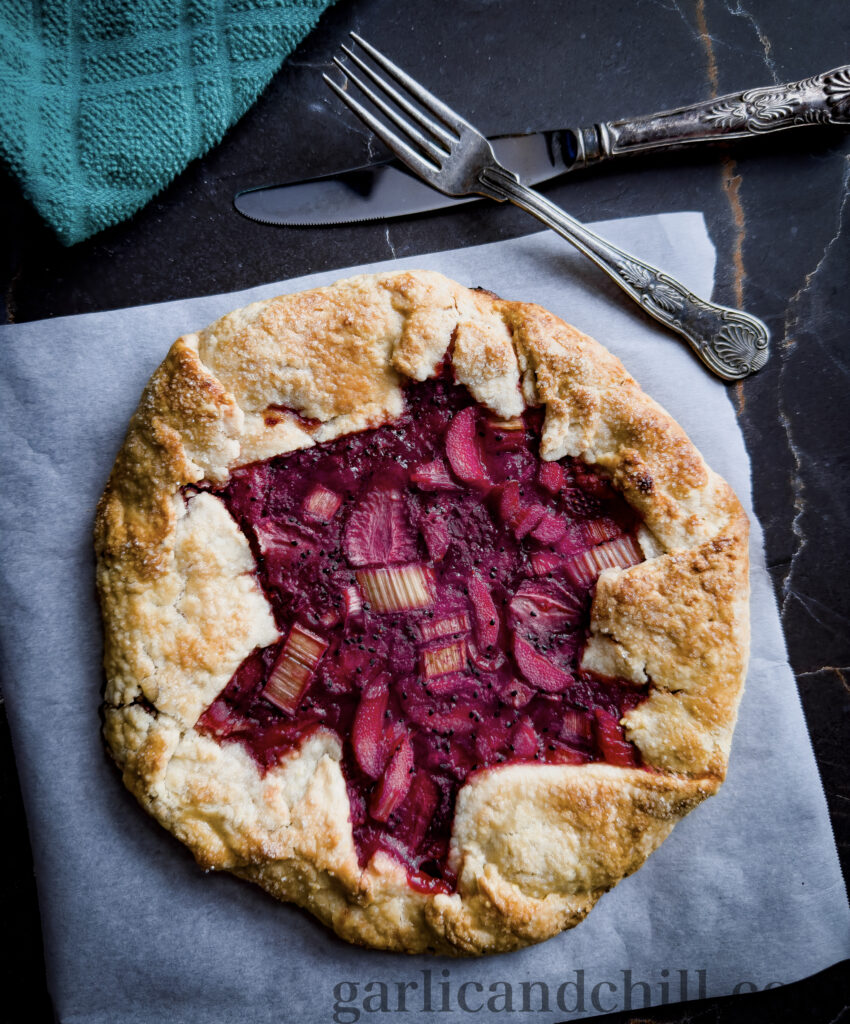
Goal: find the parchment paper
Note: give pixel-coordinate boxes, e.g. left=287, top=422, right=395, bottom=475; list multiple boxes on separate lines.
left=0, top=213, right=847, bottom=1024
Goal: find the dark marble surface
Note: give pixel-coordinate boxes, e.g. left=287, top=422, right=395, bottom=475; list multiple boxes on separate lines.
left=2, top=0, right=848, bottom=1020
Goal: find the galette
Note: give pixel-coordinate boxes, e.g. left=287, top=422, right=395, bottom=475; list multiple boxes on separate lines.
left=96, top=270, right=749, bottom=955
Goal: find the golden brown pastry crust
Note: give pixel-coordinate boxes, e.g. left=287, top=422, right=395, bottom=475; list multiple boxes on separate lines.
left=96, top=270, right=749, bottom=955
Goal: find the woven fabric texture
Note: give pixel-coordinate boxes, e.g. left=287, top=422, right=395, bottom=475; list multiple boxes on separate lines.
left=0, top=0, right=334, bottom=245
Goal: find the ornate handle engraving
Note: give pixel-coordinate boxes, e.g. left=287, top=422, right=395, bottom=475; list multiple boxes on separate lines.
left=479, top=168, right=769, bottom=381
left=612, top=256, right=769, bottom=379
left=570, top=65, right=850, bottom=166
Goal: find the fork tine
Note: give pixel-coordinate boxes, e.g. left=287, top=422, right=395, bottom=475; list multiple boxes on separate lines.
left=323, top=73, right=441, bottom=180
left=349, top=32, right=471, bottom=137
left=332, top=56, right=449, bottom=163
left=339, top=44, right=455, bottom=150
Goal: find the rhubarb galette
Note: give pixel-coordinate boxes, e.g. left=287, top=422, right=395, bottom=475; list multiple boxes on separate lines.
left=96, top=270, right=749, bottom=955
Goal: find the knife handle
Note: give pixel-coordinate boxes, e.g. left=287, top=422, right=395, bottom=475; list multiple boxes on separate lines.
left=571, top=65, right=850, bottom=166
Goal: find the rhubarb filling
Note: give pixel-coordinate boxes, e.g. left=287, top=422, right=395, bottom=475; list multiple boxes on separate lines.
left=196, top=375, right=648, bottom=893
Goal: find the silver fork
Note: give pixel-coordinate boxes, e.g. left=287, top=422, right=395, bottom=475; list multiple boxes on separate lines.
left=324, top=34, right=769, bottom=382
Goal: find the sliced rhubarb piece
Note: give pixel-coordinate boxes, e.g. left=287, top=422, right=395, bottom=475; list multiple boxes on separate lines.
left=370, top=734, right=415, bottom=822
left=594, top=708, right=637, bottom=767
left=303, top=483, right=342, bottom=522
left=538, top=460, right=566, bottom=494
left=509, top=579, right=582, bottom=634
left=561, top=707, right=593, bottom=744
left=263, top=623, right=328, bottom=714
left=511, top=716, right=539, bottom=758
left=580, top=516, right=622, bottom=546
left=531, top=512, right=567, bottom=544
left=564, top=534, right=643, bottom=588
left=444, top=406, right=490, bottom=487
left=487, top=415, right=525, bottom=431
left=411, top=459, right=460, bottom=491
left=352, top=675, right=390, bottom=778
left=343, top=488, right=417, bottom=567
left=342, top=585, right=363, bottom=622
left=512, top=633, right=574, bottom=692
left=467, top=573, right=500, bottom=650
left=420, top=511, right=451, bottom=562
left=530, top=551, right=562, bottom=576
left=548, top=747, right=588, bottom=765
left=319, top=609, right=340, bottom=629
left=419, top=612, right=470, bottom=642
left=356, top=564, right=435, bottom=613
left=421, top=639, right=467, bottom=678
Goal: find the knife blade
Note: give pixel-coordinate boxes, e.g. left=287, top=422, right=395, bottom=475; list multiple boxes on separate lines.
left=234, top=131, right=576, bottom=226
left=234, top=63, right=850, bottom=227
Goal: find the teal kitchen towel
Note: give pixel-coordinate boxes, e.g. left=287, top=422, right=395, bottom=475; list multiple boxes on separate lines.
left=0, top=0, right=335, bottom=245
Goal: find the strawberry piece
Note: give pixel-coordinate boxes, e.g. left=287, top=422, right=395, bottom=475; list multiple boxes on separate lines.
left=538, top=461, right=566, bottom=494
left=444, top=407, right=490, bottom=487
left=467, top=639, right=507, bottom=672
left=401, top=772, right=440, bottom=850
left=475, top=720, right=510, bottom=763
left=499, top=678, right=536, bottom=708
left=426, top=672, right=476, bottom=697
left=351, top=676, right=390, bottom=778
left=511, top=716, right=539, bottom=758
left=411, top=459, right=461, bottom=491
left=343, top=488, right=417, bottom=567
left=370, top=734, right=415, bottom=822
left=513, top=503, right=546, bottom=540
left=263, top=623, right=328, bottom=714
left=531, top=512, right=567, bottom=544
left=554, top=526, right=587, bottom=558
left=253, top=521, right=318, bottom=588
left=509, top=579, right=582, bottom=634
left=303, top=484, right=342, bottom=522
left=512, top=633, right=574, bottom=692
left=496, top=480, right=522, bottom=526
left=594, top=709, right=637, bottom=767
left=468, top=573, right=499, bottom=650
left=420, top=511, right=451, bottom=562
left=423, top=705, right=478, bottom=736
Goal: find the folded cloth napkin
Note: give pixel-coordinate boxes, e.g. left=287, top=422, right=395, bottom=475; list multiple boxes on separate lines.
left=0, top=0, right=335, bottom=245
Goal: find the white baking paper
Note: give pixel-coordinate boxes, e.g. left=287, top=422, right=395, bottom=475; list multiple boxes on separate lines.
left=0, top=213, right=847, bottom=1024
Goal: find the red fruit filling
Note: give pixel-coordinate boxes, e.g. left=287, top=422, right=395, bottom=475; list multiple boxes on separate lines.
left=195, top=375, right=648, bottom=893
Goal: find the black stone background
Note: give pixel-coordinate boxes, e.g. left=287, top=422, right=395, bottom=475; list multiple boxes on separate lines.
left=1, top=0, right=848, bottom=1020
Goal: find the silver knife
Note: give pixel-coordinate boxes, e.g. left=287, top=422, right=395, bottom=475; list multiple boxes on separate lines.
left=235, top=64, right=850, bottom=226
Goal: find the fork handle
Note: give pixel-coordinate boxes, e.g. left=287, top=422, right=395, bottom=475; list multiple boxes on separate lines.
left=571, top=65, right=850, bottom=167
left=479, top=167, right=769, bottom=381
